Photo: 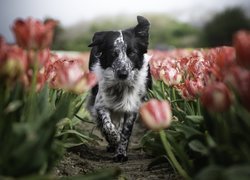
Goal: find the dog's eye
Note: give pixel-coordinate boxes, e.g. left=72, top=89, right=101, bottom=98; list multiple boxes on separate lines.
left=128, top=51, right=137, bottom=57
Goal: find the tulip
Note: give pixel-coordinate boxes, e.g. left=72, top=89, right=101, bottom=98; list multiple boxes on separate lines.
left=149, top=56, right=163, bottom=80
left=0, top=36, right=7, bottom=63
left=0, top=45, right=28, bottom=81
left=140, top=99, right=189, bottom=179
left=27, top=48, right=51, bottom=69
left=233, top=30, right=250, bottom=69
left=159, top=66, right=182, bottom=86
left=185, top=79, right=204, bottom=98
left=139, top=99, right=172, bottom=130
left=12, top=18, right=57, bottom=50
left=206, top=47, right=236, bottom=69
left=45, top=58, right=97, bottom=94
left=201, top=82, right=232, bottom=112
left=225, top=66, right=250, bottom=111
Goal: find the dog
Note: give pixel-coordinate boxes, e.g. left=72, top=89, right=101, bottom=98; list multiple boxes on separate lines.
left=87, top=16, right=152, bottom=162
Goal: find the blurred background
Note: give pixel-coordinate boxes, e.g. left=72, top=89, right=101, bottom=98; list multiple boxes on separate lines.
left=1, top=0, right=250, bottom=51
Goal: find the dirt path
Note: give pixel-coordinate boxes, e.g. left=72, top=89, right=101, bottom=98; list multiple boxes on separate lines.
left=54, top=121, right=180, bottom=180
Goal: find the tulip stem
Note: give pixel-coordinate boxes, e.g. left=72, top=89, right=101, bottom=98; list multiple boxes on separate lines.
left=27, top=51, right=39, bottom=121
left=159, top=130, right=190, bottom=179
left=172, top=87, right=176, bottom=100
left=31, top=53, right=38, bottom=96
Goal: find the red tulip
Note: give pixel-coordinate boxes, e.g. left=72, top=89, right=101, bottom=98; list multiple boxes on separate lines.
left=233, top=30, right=250, bottom=69
left=12, top=18, right=57, bottom=50
left=206, top=46, right=236, bottom=69
left=0, top=36, right=7, bottom=63
left=175, top=79, right=205, bottom=100
left=27, top=48, right=51, bottom=69
left=201, top=82, right=232, bottom=112
left=0, top=45, right=28, bottom=81
left=45, top=57, right=97, bottom=94
left=149, top=54, right=164, bottom=80
left=140, top=99, right=172, bottom=130
left=160, top=66, right=182, bottom=86
left=225, top=66, right=250, bottom=111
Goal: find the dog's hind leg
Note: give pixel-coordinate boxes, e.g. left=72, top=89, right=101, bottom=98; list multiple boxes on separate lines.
left=95, top=108, right=120, bottom=152
left=113, top=112, right=138, bottom=162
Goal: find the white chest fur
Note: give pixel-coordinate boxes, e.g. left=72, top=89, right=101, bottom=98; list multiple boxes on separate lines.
left=93, top=54, right=150, bottom=112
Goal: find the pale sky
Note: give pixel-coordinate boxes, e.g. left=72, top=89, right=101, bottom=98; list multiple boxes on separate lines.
left=1, top=0, right=249, bottom=42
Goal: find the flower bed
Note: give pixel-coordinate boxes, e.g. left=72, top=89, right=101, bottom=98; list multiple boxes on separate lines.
left=140, top=31, right=250, bottom=179
left=0, top=18, right=101, bottom=178
left=1, top=17, right=250, bottom=179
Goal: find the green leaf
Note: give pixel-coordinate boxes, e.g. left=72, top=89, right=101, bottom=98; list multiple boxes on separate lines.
left=186, top=115, right=204, bottom=123
left=147, top=155, right=170, bottom=170
left=194, top=165, right=223, bottom=180
left=223, top=165, right=250, bottom=180
left=56, top=129, right=94, bottom=141
left=188, top=140, right=208, bottom=155
left=4, top=100, right=22, bottom=113
left=75, top=114, right=94, bottom=124
left=174, top=124, right=203, bottom=138
left=61, top=142, right=86, bottom=148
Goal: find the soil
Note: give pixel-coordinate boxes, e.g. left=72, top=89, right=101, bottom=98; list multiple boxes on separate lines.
left=53, top=120, right=181, bottom=180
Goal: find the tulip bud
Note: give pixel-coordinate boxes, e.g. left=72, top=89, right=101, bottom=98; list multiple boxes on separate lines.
left=140, top=99, right=172, bottom=130
left=45, top=58, right=97, bottom=94
left=233, top=30, right=250, bottom=69
left=0, top=45, right=28, bottom=81
left=201, top=82, right=232, bottom=112
left=12, top=18, right=57, bottom=50
left=159, top=66, right=182, bottom=86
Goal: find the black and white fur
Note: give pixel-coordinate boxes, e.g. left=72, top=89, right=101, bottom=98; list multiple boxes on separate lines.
left=87, top=16, right=152, bottom=162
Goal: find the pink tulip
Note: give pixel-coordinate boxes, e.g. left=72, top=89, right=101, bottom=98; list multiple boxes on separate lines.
left=45, top=57, right=97, bottom=94
left=27, top=48, right=51, bottom=69
left=0, top=45, right=28, bottom=81
left=12, top=18, right=57, bottom=50
left=149, top=53, right=165, bottom=80
left=208, top=46, right=236, bottom=69
left=201, top=82, right=232, bottom=112
left=225, top=66, right=250, bottom=111
left=233, top=30, right=250, bottom=69
left=0, top=36, right=7, bottom=63
left=140, top=99, right=172, bottom=130
left=160, top=66, right=182, bottom=86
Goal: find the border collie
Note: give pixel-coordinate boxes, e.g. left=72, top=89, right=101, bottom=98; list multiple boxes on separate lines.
left=87, top=16, right=152, bottom=162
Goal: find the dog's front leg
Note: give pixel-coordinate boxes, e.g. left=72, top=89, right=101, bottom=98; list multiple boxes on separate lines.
left=113, top=112, right=138, bottom=162
left=96, top=108, right=120, bottom=152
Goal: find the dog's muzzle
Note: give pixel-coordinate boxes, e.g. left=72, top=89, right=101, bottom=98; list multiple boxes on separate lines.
left=117, top=69, right=129, bottom=80
left=112, top=50, right=132, bottom=80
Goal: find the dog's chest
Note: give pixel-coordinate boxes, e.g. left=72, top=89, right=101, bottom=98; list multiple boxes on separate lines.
left=96, top=81, right=145, bottom=112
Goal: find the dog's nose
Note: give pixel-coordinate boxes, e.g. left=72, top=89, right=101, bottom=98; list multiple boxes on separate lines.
left=117, top=69, right=128, bottom=80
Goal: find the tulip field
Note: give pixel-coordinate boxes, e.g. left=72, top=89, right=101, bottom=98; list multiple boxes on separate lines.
left=142, top=41, right=250, bottom=179
left=1, top=18, right=250, bottom=179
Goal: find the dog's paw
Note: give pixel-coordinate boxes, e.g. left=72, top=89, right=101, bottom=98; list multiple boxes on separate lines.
left=113, top=154, right=128, bottom=162
left=106, top=145, right=116, bottom=153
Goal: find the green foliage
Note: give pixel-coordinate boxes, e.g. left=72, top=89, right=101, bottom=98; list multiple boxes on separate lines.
left=201, top=7, right=250, bottom=47
left=0, top=84, right=71, bottom=177
left=142, top=81, right=250, bottom=179
left=0, top=81, right=116, bottom=179
left=51, top=14, right=200, bottom=51
left=148, top=15, right=199, bottom=49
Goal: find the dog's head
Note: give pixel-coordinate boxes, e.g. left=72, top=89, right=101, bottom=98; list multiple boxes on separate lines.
left=89, top=16, right=150, bottom=82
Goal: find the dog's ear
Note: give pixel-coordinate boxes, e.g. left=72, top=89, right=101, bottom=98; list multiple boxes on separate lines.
left=88, top=31, right=106, bottom=47
left=134, top=16, right=150, bottom=39
left=134, top=16, right=150, bottom=53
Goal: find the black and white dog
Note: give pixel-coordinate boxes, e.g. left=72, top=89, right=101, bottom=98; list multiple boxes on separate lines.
left=87, top=16, right=152, bottom=162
